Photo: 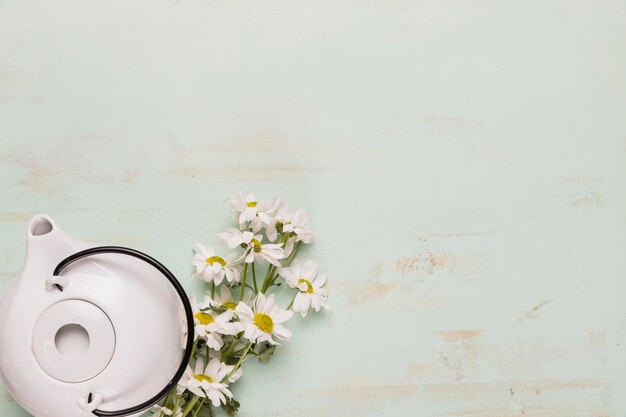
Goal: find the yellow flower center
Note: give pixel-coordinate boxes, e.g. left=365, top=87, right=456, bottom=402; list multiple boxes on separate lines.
left=254, top=313, right=274, bottom=333
left=251, top=238, right=262, bottom=252
left=193, top=374, right=214, bottom=383
left=205, top=256, right=226, bottom=267
left=246, top=201, right=257, bottom=207
left=298, top=278, right=314, bottom=294
left=222, top=302, right=237, bottom=310
left=194, top=312, right=215, bottom=325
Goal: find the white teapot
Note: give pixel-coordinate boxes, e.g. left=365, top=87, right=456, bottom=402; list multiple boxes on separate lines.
left=0, top=215, right=193, bottom=417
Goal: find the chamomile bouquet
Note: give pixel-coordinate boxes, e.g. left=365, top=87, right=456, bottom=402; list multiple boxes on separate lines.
left=150, top=193, right=329, bottom=417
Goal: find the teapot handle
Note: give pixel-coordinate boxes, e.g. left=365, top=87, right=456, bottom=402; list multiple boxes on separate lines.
left=52, top=246, right=195, bottom=417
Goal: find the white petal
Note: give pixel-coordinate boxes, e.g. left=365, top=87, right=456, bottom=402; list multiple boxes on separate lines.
left=273, top=308, right=293, bottom=323
left=188, top=384, right=205, bottom=398
left=283, top=240, right=295, bottom=257
left=258, top=212, right=271, bottom=224
left=273, top=324, right=292, bottom=340
left=235, top=302, right=253, bottom=318
left=250, top=217, right=263, bottom=232
left=207, top=389, right=222, bottom=407
left=266, top=225, right=278, bottom=241
left=311, top=294, right=322, bottom=311
left=206, top=358, right=220, bottom=375
left=255, top=292, right=267, bottom=312
left=313, top=273, right=327, bottom=288
left=293, top=293, right=304, bottom=311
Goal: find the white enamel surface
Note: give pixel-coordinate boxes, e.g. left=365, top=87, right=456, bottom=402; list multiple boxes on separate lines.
left=0, top=215, right=186, bottom=417
left=32, top=300, right=115, bottom=383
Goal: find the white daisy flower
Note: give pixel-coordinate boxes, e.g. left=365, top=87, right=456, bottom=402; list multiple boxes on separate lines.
left=265, top=201, right=292, bottom=242
left=210, top=285, right=254, bottom=310
left=178, top=358, right=233, bottom=407
left=191, top=294, right=241, bottom=350
left=190, top=244, right=242, bottom=285
left=218, top=228, right=254, bottom=249
left=150, top=403, right=182, bottom=417
left=267, top=206, right=314, bottom=244
left=246, top=241, right=284, bottom=266
left=225, top=192, right=280, bottom=232
left=235, top=293, right=293, bottom=345
left=211, top=286, right=239, bottom=311
left=289, top=209, right=315, bottom=244
left=279, top=260, right=329, bottom=317
left=227, top=366, right=243, bottom=384
left=218, top=229, right=285, bottom=266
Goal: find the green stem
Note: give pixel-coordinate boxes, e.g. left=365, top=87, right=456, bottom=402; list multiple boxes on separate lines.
left=191, top=398, right=206, bottom=417
left=190, top=337, right=201, bottom=359
left=260, top=233, right=285, bottom=292
left=211, top=281, right=215, bottom=299
left=240, top=262, right=248, bottom=299
left=159, top=385, right=178, bottom=415
left=260, top=265, right=274, bottom=293
left=230, top=347, right=247, bottom=356
left=285, top=241, right=302, bottom=265
left=181, top=396, right=200, bottom=417
left=268, top=241, right=302, bottom=289
left=221, top=333, right=242, bottom=361
left=251, top=262, right=258, bottom=293
left=222, top=342, right=252, bottom=382
left=260, top=265, right=275, bottom=293
left=162, top=386, right=175, bottom=407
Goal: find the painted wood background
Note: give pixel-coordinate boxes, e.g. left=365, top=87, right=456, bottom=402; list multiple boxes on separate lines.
left=1, top=1, right=626, bottom=416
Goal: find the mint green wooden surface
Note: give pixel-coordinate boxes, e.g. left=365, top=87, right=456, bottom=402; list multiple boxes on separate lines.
left=2, top=1, right=626, bottom=416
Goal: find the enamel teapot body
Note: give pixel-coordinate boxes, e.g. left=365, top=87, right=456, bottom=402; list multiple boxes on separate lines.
left=0, top=215, right=193, bottom=417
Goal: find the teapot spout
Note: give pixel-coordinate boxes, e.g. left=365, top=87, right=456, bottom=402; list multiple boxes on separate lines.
left=24, top=215, right=87, bottom=275
left=29, top=214, right=55, bottom=237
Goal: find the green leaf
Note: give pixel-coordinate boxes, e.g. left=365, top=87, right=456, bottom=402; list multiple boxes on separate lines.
left=221, top=397, right=240, bottom=416
left=224, top=355, right=240, bottom=365
left=258, top=345, right=276, bottom=363
left=196, top=404, right=213, bottom=417
left=206, top=305, right=227, bottom=313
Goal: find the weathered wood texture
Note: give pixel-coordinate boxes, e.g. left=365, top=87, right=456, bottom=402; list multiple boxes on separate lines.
left=1, top=1, right=626, bottom=416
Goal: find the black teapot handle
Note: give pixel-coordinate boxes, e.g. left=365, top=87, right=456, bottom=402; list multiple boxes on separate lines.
left=53, top=246, right=195, bottom=417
